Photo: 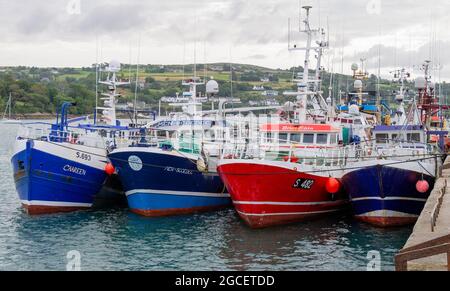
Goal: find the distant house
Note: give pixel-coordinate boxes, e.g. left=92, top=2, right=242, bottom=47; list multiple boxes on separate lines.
left=210, top=65, right=224, bottom=72
left=262, top=90, right=279, bottom=97
left=260, top=77, right=270, bottom=83
left=253, top=85, right=265, bottom=91
left=265, top=99, right=280, bottom=106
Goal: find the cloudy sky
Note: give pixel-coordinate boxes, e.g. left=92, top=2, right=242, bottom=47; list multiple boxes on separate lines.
left=0, top=0, right=449, bottom=79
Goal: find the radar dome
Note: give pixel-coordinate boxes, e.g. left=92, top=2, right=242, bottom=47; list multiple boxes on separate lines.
left=354, top=80, right=363, bottom=89
left=415, top=77, right=426, bottom=89
left=348, top=104, right=360, bottom=116
left=429, top=82, right=435, bottom=89
left=206, top=79, right=219, bottom=95
left=351, top=63, right=359, bottom=71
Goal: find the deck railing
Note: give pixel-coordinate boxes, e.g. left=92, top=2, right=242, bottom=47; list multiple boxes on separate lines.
left=395, top=234, right=450, bottom=271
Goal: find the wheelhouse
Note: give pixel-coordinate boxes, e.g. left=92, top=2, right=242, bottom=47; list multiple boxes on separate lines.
left=373, top=125, right=426, bottom=145
left=260, top=123, right=341, bottom=148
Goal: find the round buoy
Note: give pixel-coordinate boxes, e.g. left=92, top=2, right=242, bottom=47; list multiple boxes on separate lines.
left=326, top=178, right=340, bottom=194
left=105, top=163, right=115, bottom=176
left=416, top=180, right=429, bottom=193
left=283, top=156, right=299, bottom=163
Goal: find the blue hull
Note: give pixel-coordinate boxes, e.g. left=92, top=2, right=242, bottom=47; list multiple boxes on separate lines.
left=341, top=164, right=435, bottom=226
left=109, top=149, right=231, bottom=216
left=11, top=140, right=107, bottom=214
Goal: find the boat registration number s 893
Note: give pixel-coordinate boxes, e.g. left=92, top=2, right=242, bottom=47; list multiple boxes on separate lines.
left=293, top=178, right=315, bottom=190
left=75, top=152, right=92, bottom=162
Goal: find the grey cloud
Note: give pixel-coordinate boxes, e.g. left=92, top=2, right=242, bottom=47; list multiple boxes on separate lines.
left=1, top=0, right=450, bottom=78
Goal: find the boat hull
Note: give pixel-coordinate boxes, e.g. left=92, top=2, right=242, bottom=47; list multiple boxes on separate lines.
left=11, top=139, right=108, bottom=215
left=341, top=162, right=436, bottom=227
left=217, top=160, right=349, bottom=228
left=109, top=148, right=231, bottom=217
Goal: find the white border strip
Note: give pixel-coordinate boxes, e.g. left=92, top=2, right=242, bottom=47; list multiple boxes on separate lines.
left=356, top=210, right=419, bottom=218
left=126, top=189, right=230, bottom=198
left=21, top=200, right=92, bottom=207
left=352, top=197, right=427, bottom=202
left=233, top=200, right=348, bottom=206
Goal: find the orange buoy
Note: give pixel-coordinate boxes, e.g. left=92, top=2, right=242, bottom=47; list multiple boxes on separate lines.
left=283, top=156, right=299, bottom=163
left=325, top=178, right=340, bottom=194
left=105, top=163, right=115, bottom=176
left=416, top=180, right=429, bottom=194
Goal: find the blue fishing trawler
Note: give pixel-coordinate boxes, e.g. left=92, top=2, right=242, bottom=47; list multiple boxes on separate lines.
left=341, top=67, right=444, bottom=227
left=10, top=61, right=141, bottom=214
left=11, top=102, right=110, bottom=214
left=108, top=77, right=234, bottom=216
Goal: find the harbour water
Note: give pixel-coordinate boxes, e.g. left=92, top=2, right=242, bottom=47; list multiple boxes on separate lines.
left=0, top=123, right=412, bottom=271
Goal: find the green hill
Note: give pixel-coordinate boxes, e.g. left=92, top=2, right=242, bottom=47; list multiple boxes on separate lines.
left=1, top=63, right=448, bottom=117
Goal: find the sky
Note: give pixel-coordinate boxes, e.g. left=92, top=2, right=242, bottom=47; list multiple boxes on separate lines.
left=0, top=0, right=449, bottom=80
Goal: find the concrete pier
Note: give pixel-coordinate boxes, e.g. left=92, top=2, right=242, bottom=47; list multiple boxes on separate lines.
left=397, top=157, right=450, bottom=271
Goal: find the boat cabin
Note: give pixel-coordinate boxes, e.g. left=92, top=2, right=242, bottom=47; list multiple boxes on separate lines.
left=260, top=123, right=340, bottom=148
left=372, top=125, right=426, bottom=145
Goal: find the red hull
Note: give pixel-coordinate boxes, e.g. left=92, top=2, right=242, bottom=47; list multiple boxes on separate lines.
left=218, top=162, right=349, bottom=228
left=22, top=204, right=90, bottom=215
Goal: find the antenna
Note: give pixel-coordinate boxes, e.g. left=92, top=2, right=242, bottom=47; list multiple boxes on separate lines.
left=94, top=35, right=99, bottom=124
left=230, top=47, right=233, bottom=99
left=182, top=41, right=186, bottom=82
left=204, top=41, right=207, bottom=81
left=134, top=35, right=142, bottom=124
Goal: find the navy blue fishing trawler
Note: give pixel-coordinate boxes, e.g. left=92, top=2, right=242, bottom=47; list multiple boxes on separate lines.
left=341, top=66, right=444, bottom=227
left=108, top=77, right=234, bottom=217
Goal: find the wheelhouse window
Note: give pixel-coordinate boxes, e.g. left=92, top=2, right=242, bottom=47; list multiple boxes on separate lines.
left=291, top=133, right=301, bottom=143
left=265, top=132, right=273, bottom=143
left=330, top=134, right=338, bottom=144
left=317, top=134, right=328, bottom=145
left=203, top=130, right=214, bottom=140
left=279, top=133, right=289, bottom=144
left=375, top=134, right=389, bottom=143
left=303, top=134, right=314, bottom=144
left=157, top=131, right=168, bottom=139
left=391, top=134, right=398, bottom=141
left=407, top=133, right=421, bottom=143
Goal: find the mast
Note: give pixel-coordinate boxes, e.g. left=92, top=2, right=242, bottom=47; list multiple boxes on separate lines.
left=9, top=92, right=11, bottom=119
left=284, top=5, right=324, bottom=123
left=97, top=61, right=130, bottom=126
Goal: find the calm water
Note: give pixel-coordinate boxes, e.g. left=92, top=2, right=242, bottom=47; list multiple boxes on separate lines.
left=0, top=123, right=412, bottom=271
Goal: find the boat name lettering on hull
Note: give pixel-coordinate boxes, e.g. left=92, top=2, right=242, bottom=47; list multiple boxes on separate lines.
left=63, top=165, right=87, bottom=176
left=164, top=167, right=193, bottom=175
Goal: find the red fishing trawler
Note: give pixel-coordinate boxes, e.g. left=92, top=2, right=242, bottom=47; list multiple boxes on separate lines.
left=217, top=6, right=350, bottom=228
left=217, top=122, right=348, bottom=228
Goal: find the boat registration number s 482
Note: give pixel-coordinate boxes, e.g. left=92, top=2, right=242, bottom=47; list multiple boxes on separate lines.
left=293, top=178, right=315, bottom=190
